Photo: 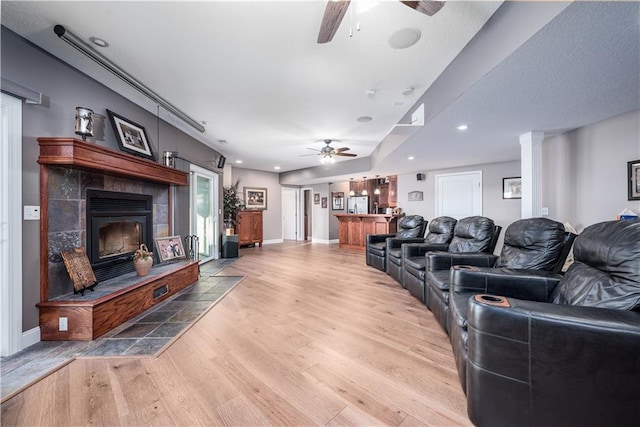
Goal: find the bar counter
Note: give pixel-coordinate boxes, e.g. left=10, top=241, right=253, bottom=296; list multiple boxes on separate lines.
left=334, top=214, right=399, bottom=250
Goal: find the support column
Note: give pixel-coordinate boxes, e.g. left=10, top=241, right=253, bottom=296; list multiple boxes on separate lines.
left=520, top=131, right=544, bottom=219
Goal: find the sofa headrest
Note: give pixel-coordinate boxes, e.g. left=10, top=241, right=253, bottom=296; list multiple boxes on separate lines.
left=495, top=218, right=567, bottom=270
left=425, top=216, right=457, bottom=244
left=448, top=216, right=495, bottom=253
left=397, top=215, right=426, bottom=238
left=552, top=220, right=640, bottom=310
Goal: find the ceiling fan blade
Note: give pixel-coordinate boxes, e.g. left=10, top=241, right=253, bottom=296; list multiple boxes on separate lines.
left=334, top=147, right=351, bottom=152
left=335, top=152, right=357, bottom=157
left=306, top=147, right=321, bottom=152
left=400, top=1, right=445, bottom=16
left=317, top=0, right=351, bottom=44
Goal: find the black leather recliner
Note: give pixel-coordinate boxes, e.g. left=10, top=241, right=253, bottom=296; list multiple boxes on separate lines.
left=365, top=215, right=427, bottom=272
left=462, top=220, right=640, bottom=427
left=393, top=216, right=458, bottom=293
left=446, top=217, right=576, bottom=392
left=423, top=216, right=501, bottom=329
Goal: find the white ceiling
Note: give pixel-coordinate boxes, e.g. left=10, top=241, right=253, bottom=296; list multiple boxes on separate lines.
left=2, top=1, right=639, bottom=184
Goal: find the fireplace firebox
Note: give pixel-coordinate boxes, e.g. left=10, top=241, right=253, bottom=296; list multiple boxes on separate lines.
left=87, top=190, right=153, bottom=281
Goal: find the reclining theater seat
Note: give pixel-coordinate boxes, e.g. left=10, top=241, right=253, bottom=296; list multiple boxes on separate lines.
left=464, top=220, right=640, bottom=427
left=425, top=216, right=501, bottom=332
left=398, top=216, right=458, bottom=295
left=365, top=215, right=427, bottom=272
left=446, top=217, right=576, bottom=393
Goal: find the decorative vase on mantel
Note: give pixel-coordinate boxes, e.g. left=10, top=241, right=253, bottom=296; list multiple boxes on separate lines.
left=133, top=244, right=153, bottom=277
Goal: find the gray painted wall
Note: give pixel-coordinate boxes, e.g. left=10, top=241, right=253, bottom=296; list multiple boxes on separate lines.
left=328, top=181, right=350, bottom=240
left=543, top=110, right=640, bottom=231
left=230, top=167, right=282, bottom=242
left=2, top=27, right=223, bottom=332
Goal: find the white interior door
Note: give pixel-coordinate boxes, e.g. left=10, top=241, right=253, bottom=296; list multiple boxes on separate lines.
left=282, top=187, right=298, bottom=240
left=435, top=171, right=483, bottom=219
left=190, top=165, right=219, bottom=262
left=1, top=93, right=23, bottom=356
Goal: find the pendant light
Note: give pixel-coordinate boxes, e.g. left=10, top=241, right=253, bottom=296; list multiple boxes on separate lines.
left=374, top=175, right=381, bottom=195
left=349, top=178, right=355, bottom=196
left=361, top=176, right=368, bottom=196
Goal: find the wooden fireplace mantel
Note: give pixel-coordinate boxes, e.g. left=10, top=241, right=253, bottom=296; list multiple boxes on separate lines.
left=37, top=137, right=188, bottom=186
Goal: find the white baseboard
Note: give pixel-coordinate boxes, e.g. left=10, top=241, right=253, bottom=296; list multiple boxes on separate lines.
left=263, top=239, right=284, bottom=245
left=312, top=238, right=335, bottom=244
left=22, top=326, right=41, bottom=350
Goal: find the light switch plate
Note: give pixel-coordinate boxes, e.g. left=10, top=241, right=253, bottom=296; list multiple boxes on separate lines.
left=24, top=205, right=40, bottom=220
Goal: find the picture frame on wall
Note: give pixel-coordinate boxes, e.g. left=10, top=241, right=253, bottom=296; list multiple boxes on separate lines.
left=332, top=192, right=344, bottom=210
left=502, top=177, right=522, bottom=199
left=321, top=197, right=328, bottom=208
left=628, top=160, right=640, bottom=201
left=314, top=193, right=320, bottom=205
left=244, top=187, right=267, bottom=210
left=107, top=109, right=155, bottom=161
left=155, top=236, right=185, bottom=263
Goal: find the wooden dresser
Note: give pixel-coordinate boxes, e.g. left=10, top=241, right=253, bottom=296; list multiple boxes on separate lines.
left=237, top=210, right=263, bottom=247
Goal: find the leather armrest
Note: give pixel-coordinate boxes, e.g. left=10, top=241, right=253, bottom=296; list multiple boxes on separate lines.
left=450, top=267, right=562, bottom=302
left=402, top=242, right=450, bottom=258
left=466, top=297, right=640, bottom=426
left=366, top=233, right=395, bottom=245
left=386, top=237, right=428, bottom=250
left=426, top=252, right=498, bottom=272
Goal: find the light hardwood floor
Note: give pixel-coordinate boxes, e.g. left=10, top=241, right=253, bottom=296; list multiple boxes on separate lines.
left=1, top=242, right=471, bottom=426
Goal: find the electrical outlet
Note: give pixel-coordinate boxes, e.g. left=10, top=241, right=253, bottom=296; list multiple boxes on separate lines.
left=59, top=317, right=68, bottom=331
left=541, top=207, right=549, bottom=216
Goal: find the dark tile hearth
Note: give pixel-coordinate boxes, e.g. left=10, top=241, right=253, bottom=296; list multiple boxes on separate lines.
left=0, top=257, right=241, bottom=401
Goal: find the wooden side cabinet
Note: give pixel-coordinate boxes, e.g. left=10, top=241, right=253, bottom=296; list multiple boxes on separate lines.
left=237, top=210, right=263, bottom=247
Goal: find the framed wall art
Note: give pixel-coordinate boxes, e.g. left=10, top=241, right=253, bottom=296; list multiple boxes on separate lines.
left=502, top=177, right=522, bottom=199
left=321, top=197, right=328, bottom=209
left=408, top=190, right=424, bottom=202
left=244, top=187, right=267, bottom=210
left=107, top=109, right=155, bottom=161
left=332, top=192, right=344, bottom=210
left=155, top=236, right=186, bottom=262
left=628, top=160, right=640, bottom=200
left=314, top=193, right=320, bottom=205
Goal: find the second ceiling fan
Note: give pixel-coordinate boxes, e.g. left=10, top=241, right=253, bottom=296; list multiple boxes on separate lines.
left=317, top=0, right=445, bottom=44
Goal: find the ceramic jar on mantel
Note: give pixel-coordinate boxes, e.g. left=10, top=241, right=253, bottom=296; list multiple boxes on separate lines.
left=133, top=244, right=154, bottom=277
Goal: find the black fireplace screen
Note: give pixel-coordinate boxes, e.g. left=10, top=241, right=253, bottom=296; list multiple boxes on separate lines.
left=87, top=190, right=153, bottom=281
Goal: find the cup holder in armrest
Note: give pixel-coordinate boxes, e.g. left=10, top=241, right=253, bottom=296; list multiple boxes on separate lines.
left=474, top=294, right=510, bottom=307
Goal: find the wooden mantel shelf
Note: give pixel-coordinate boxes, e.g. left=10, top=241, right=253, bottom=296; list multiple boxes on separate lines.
left=37, top=137, right=188, bottom=186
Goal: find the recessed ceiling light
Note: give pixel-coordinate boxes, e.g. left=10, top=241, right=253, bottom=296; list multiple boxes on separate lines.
left=402, top=87, right=414, bottom=96
left=274, top=166, right=281, bottom=170
left=357, top=116, right=373, bottom=123
left=389, top=28, right=421, bottom=49
left=89, top=36, right=109, bottom=48
left=408, top=156, right=415, bottom=160
left=218, top=139, right=227, bottom=144
left=235, top=160, right=242, bottom=164
left=393, top=101, right=404, bottom=106
left=457, top=124, right=469, bottom=131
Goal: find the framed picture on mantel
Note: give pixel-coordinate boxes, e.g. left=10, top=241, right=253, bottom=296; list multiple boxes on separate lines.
left=107, top=109, right=155, bottom=161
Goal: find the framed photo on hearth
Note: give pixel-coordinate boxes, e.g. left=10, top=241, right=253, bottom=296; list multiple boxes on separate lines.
left=502, top=177, right=522, bottom=199
left=155, top=236, right=186, bottom=262
left=243, top=187, right=267, bottom=210
left=628, top=160, right=640, bottom=200
left=107, top=109, right=155, bottom=161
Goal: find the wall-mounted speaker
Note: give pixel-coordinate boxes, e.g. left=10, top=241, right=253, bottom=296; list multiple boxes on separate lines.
left=416, top=173, right=425, bottom=181
left=217, top=155, right=226, bottom=169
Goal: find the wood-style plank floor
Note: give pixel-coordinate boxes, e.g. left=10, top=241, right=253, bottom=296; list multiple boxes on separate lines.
left=1, top=242, right=471, bottom=426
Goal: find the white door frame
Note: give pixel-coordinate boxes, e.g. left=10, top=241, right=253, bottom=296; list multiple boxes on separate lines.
left=281, top=187, right=298, bottom=240
left=1, top=94, right=23, bottom=356
left=435, top=170, right=483, bottom=219
left=189, top=164, right=220, bottom=262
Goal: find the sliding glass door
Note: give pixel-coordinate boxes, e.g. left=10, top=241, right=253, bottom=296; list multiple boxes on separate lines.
left=190, top=165, right=219, bottom=263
